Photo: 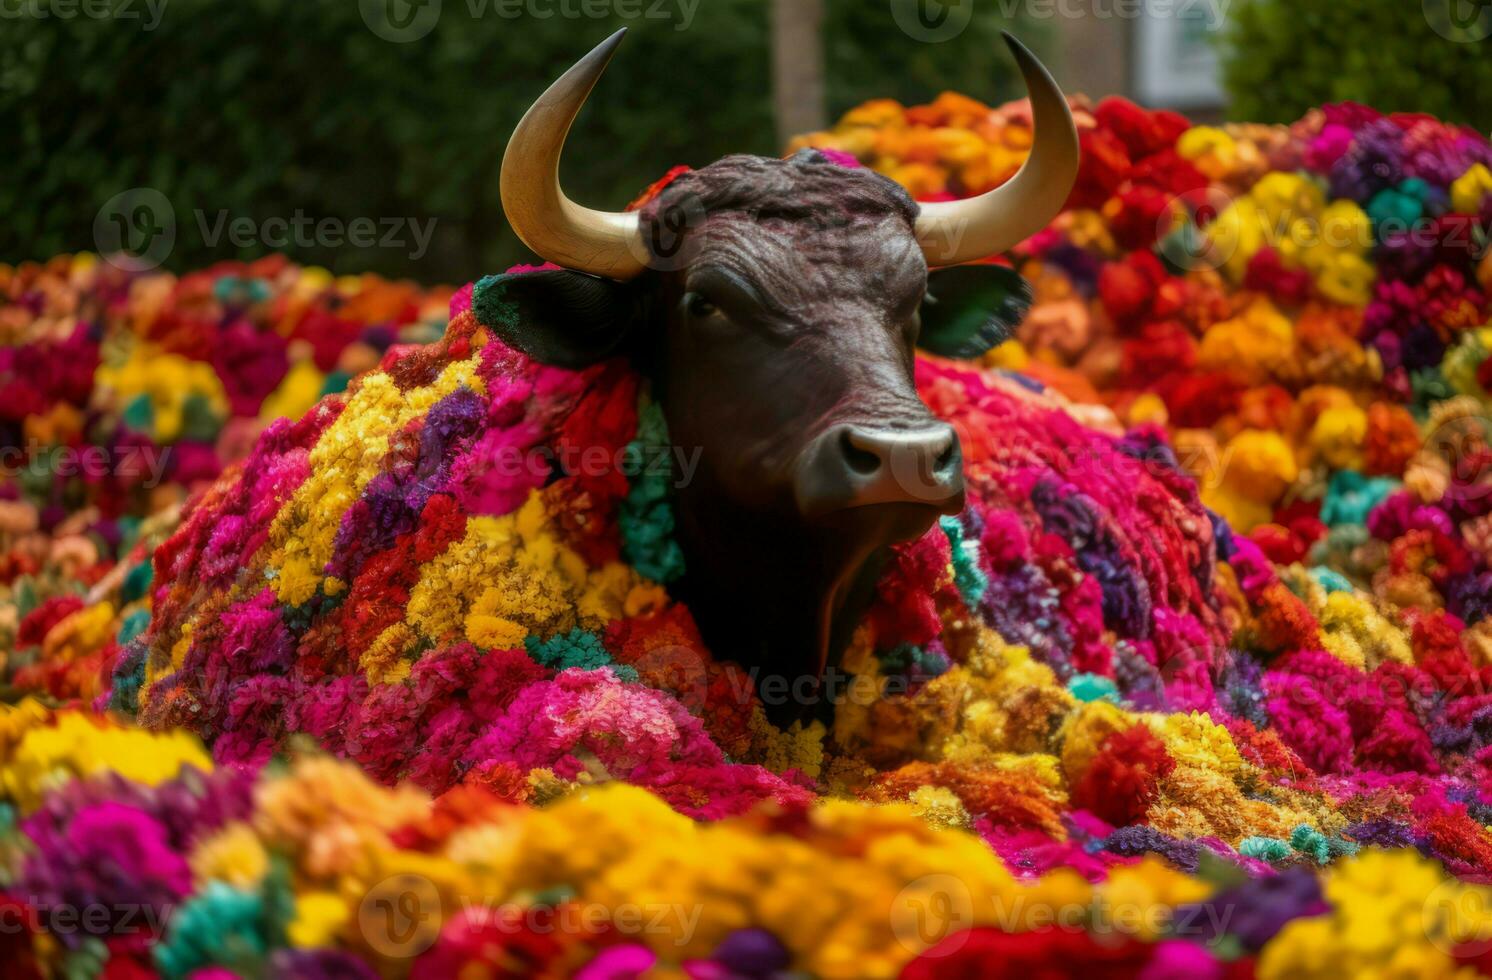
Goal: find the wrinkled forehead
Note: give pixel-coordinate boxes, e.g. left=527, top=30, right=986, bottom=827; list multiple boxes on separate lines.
left=685, top=212, right=927, bottom=314
left=640, top=151, right=928, bottom=315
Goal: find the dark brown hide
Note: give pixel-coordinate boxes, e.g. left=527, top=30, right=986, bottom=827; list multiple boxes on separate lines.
left=639, top=153, right=961, bottom=716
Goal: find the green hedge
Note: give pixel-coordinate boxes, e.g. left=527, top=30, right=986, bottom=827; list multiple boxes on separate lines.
left=1223, top=0, right=1492, bottom=130
left=1, top=0, right=1045, bottom=281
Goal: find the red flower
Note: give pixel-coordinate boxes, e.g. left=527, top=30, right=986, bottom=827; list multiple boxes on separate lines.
left=1405, top=608, right=1479, bottom=695
left=1131, top=148, right=1208, bottom=199
left=1119, top=320, right=1196, bottom=388
left=554, top=362, right=639, bottom=503
left=868, top=527, right=954, bottom=647
left=900, top=927, right=1155, bottom=980
left=1244, top=247, right=1314, bottom=306
left=1095, top=97, right=1183, bottom=160
left=1071, top=128, right=1133, bottom=211
left=1098, top=251, right=1171, bottom=327
left=292, top=308, right=366, bottom=372
left=17, top=595, right=84, bottom=648
left=1107, top=185, right=1174, bottom=251
left=1071, top=724, right=1176, bottom=826
left=1156, top=371, right=1243, bottom=429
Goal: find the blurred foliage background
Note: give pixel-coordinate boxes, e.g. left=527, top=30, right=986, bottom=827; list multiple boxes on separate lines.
left=13, top=0, right=1480, bottom=282
left=1222, top=0, right=1492, bottom=130
left=0, top=0, right=1048, bottom=282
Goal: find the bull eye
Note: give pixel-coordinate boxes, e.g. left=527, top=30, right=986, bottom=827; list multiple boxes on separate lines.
left=684, top=293, right=718, bottom=319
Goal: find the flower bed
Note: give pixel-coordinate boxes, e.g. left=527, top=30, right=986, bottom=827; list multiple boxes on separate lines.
left=0, top=93, right=1490, bottom=977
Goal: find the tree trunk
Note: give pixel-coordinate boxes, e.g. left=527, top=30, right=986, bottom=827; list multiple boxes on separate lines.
left=770, top=0, right=827, bottom=148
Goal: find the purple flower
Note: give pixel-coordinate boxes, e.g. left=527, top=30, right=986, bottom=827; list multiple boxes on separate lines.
left=1172, top=867, right=1327, bottom=952
left=18, top=801, right=193, bottom=950
left=1329, top=120, right=1407, bottom=203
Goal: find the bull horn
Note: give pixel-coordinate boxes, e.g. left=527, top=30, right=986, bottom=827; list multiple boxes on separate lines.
left=500, top=29, right=646, bottom=280
left=914, top=34, right=1079, bottom=267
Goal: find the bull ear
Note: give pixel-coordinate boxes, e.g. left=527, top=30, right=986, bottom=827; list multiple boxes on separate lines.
left=472, top=269, right=640, bottom=368
left=917, top=264, right=1032, bottom=359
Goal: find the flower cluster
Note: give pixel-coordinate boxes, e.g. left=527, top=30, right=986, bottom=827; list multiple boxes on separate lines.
left=1, top=255, right=449, bottom=696
left=8, top=700, right=1492, bottom=978
left=0, top=90, right=1490, bottom=977
left=0, top=253, right=447, bottom=547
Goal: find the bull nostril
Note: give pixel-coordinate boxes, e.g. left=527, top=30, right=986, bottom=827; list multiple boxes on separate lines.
left=935, top=439, right=957, bottom=473
left=840, top=428, right=882, bottom=476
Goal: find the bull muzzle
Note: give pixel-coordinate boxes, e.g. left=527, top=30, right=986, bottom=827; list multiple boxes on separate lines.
left=794, top=422, right=966, bottom=520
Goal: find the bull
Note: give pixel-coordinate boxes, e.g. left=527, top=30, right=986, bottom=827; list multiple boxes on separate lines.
left=489, top=30, right=1078, bottom=712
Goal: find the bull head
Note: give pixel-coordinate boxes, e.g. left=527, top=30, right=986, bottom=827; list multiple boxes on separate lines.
left=489, top=30, right=1078, bottom=718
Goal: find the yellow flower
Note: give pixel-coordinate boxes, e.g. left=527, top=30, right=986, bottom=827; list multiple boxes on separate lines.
left=1202, top=429, right=1300, bottom=532
left=253, top=756, right=429, bottom=879
left=1198, top=298, right=1295, bottom=380
left=95, top=341, right=229, bottom=443
left=408, top=490, right=613, bottom=647
left=1, top=706, right=212, bottom=814
left=40, top=601, right=116, bottom=665
left=907, top=785, right=970, bottom=829
left=1219, top=429, right=1299, bottom=501
left=1259, top=850, right=1485, bottom=980
left=983, top=338, right=1029, bottom=371
left=1096, top=856, right=1211, bottom=940
left=1251, top=172, right=1325, bottom=227
left=361, top=623, right=415, bottom=684
left=1150, top=711, right=1245, bottom=778
left=577, top=561, right=647, bottom=624
left=1204, top=199, right=1268, bottom=282
left=297, top=266, right=335, bottom=292
left=287, top=891, right=350, bottom=949
left=1315, top=251, right=1376, bottom=306
left=0, top=699, right=50, bottom=759
left=749, top=713, right=826, bottom=777
left=261, top=358, right=327, bottom=424
left=838, top=98, right=905, bottom=129
left=1176, top=126, right=1238, bottom=180
left=190, top=822, right=269, bottom=889
left=1452, top=163, right=1492, bottom=214
left=1127, top=393, right=1169, bottom=426
left=1058, top=700, right=1130, bottom=783
left=1310, top=405, right=1368, bottom=470
left=275, top=555, right=322, bottom=606
left=465, top=608, right=528, bottom=650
